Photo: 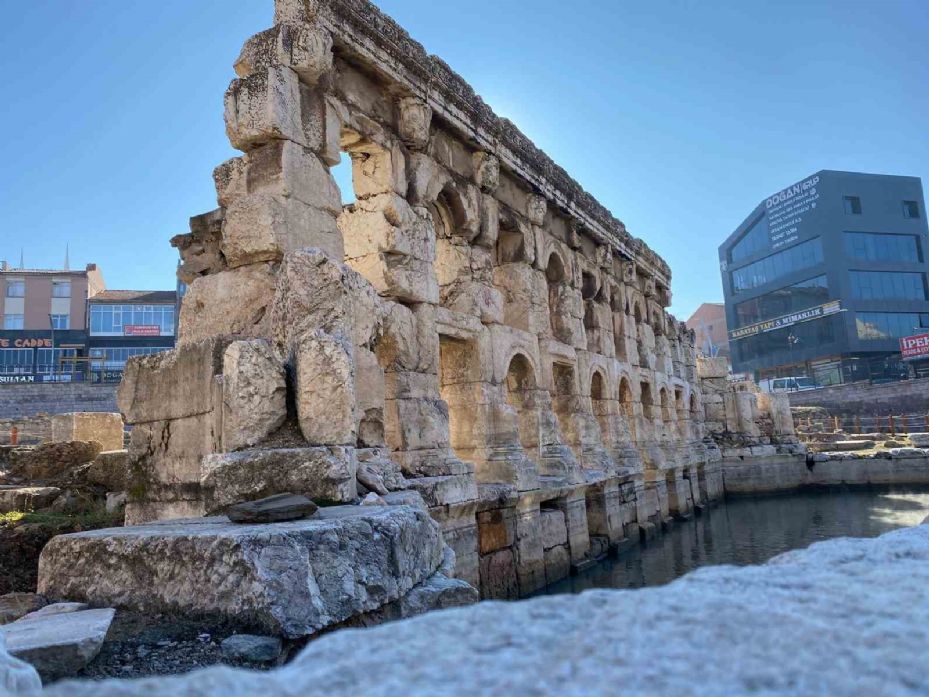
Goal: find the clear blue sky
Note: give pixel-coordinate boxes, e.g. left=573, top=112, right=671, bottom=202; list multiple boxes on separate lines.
left=2, top=1, right=926, bottom=319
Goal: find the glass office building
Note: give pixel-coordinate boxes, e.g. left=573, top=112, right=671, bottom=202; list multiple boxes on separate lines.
left=719, top=171, right=929, bottom=385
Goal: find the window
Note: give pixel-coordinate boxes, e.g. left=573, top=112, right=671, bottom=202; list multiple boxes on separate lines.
left=736, top=314, right=838, bottom=362
left=844, top=232, right=921, bottom=263
left=89, top=346, right=171, bottom=370
left=730, top=214, right=770, bottom=263
left=0, top=348, right=33, bottom=374
left=849, top=271, right=927, bottom=301
left=903, top=200, right=920, bottom=219
left=730, top=237, right=824, bottom=293
left=856, top=312, right=929, bottom=341
left=51, top=281, right=71, bottom=298
left=5, top=280, right=24, bottom=298
left=843, top=196, right=862, bottom=215
left=735, top=275, right=829, bottom=327
left=35, top=348, right=77, bottom=374
left=50, top=314, right=70, bottom=329
left=89, top=304, right=176, bottom=336
left=3, top=314, right=24, bottom=330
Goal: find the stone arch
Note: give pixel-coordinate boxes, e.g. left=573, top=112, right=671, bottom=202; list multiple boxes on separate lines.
left=632, top=295, right=649, bottom=367
left=505, top=352, right=539, bottom=458
left=618, top=375, right=636, bottom=441
left=589, top=368, right=611, bottom=444
left=610, top=285, right=626, bottom=361
left=639, top=380, right=654, bottom=421
left=496, top=209, right=532, bottom=264
left=438, top=334, right=479, bottom=463
left=581, top=269, right=598, bottom=301
left=545, top=251, right=572, bottom=344
left=551, top=361, right=580, bottom=454
left=431, top=183, right=480, bottom=310
left=658, top=386, right=674, bottom=425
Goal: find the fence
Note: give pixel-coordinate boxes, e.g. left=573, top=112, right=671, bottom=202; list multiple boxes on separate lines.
left=796, top=412, right=929, bottom=436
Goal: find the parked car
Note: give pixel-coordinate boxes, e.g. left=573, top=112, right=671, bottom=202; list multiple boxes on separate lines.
left=758, top=376, right=819, bottom=393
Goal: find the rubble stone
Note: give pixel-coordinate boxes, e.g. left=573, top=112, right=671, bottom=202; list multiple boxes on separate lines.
left=226, top=493, right=318, bottom=523
left=0, top=594, right=46, bottom=626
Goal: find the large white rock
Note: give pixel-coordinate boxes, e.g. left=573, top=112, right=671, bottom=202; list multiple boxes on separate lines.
left=221, top=340, right=287, bottom=451
left=0, top=608, right=114, bottom=683
left=31, top=524, right=929, bottom=695
left=37, top=506, right=443, bottom=639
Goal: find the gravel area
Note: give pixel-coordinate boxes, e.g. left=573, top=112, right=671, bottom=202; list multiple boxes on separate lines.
left=77, top=611, right=288, bottom=681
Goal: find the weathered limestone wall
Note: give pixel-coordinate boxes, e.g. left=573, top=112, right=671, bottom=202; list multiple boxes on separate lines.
left=119, top=0, right=793, bottom=597
left=723, top=449, right=929, bottom=494
left=788, top=376, right=929, bottom=418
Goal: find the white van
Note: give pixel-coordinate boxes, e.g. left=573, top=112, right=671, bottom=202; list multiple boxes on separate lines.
left=758, top=376, right=818, bottom=393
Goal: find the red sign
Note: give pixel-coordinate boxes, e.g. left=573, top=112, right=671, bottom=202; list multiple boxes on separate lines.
left=900, top=332, right=929, bottom=360
left=123, top=325, right=161, bottom=336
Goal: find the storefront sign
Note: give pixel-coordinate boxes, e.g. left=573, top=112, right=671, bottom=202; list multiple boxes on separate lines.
left=123, top=325, right=161, bottom=336
left=0, top=337, right=52, bottom=348
left=729, top=300, right=842, bottom=341
left=900, top=332, right=929, bottom=360
left=765, top=174, right=820, bottom=251
left=0, top=374, right=36, bottom=384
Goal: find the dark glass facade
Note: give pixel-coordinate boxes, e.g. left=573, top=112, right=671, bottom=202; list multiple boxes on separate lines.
left=735, top=275, right=829, bottom=326
left=856, top=312, right=929, bottom=341
left=843, top=232, right=922, bottom=263
left=848, top=270, right=927, bottom=301
left=720, top=170, right=929, bottom=383
left=730, top=237, right=823, bottom=293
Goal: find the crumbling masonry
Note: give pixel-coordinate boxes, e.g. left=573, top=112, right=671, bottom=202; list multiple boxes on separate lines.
left=119, top=0, right=793, bottom=597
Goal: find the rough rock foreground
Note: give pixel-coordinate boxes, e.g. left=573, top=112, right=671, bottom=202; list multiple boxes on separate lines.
left=2, top=524, right=924, bottom=695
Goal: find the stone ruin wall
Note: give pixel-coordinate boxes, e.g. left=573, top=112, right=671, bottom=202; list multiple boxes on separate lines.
left=117, top=0, right=793, bottom=598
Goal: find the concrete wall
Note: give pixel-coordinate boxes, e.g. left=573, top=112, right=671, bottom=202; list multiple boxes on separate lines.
left=0, top=383, right=118, bottom=420
left=788, top=377, right=929, bottom=417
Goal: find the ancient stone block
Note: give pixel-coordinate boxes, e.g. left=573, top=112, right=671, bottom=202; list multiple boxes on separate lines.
left=240, top=141, right=341, bottom=215
left=384, top=398, right=449, bottom=451
left=235, top=23, right=333, bottom=85
left=540, top=508, right=568, bottom=549
left=224, top=66, right=305, bottom=151
left=340, top=194, right=435, bottom=261
left=38, top=506, right=444, bottom=638
left=222, top=340, right=287, bottom=451
left=202, top=445, right=329, bottom=503
left=177, top=263, right=277, bottom=346
left=397, top=96, right=431, bottom=151
left=478, top=548, right=518, bottom=600
left=129, top=413, right=220, bottom=487
left=271, top=248, right=386, bottom=351
left=295, top=331, right=357, bottom=446
left=347, top=252, right=439, bottom=304
left=50, top=413, right=123, bottom=452
left=8, top=442, right=101, bottom=481
left=222, top=192, right=342, bottom=267
left=543, top=544, right=570, bottom=584
left=473, top=152, right=499, bottom=192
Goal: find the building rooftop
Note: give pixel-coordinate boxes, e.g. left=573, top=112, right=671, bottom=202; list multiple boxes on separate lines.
left=90, top=290, right=176, bottom=304
left=0, top=263, right=99, bottom=275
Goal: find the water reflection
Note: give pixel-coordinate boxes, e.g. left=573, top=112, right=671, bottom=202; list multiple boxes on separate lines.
left=538, top=487, right=929, bottom=595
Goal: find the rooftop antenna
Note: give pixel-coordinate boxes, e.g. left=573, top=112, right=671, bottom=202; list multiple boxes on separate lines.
left=64, top=243, right=70, bottom=271
left=19, top=248, right=24, bottom=269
